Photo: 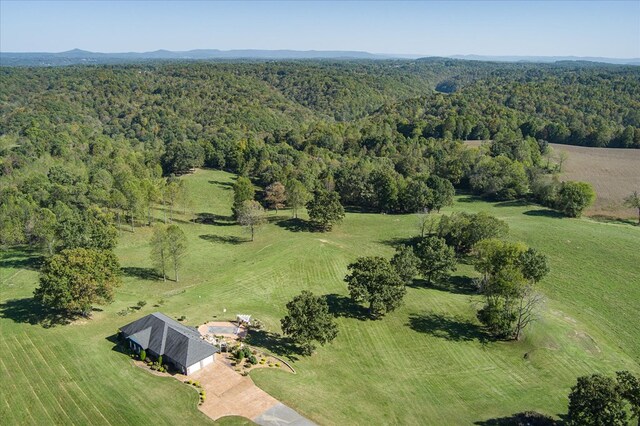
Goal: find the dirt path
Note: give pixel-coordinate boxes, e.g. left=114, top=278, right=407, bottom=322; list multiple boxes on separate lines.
left=190, top=361, right=315, bottom=425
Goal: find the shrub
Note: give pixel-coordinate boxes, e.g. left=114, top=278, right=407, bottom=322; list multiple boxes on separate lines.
left=248, top=355, right=257, bottom=365
left=140, top=349, right=146, bottom=361
left=157, top=355, right=163, bottom=365
left=136, top=300, right=147, bottom=309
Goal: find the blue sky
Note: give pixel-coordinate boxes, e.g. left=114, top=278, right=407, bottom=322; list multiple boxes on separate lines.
left=1, top=1, right=639, bottom=57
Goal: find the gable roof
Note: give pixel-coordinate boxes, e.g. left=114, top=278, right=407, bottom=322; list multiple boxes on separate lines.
left=120, top=312, right=217, bottom=367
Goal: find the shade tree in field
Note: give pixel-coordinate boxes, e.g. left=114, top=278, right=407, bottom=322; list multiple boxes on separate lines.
left=150, top=225, right=170, bottom=281
left=390, top=245, right=419, bottom=285
left=473, top=239, right=549, bottom=340
left=438, top=211, right=509, bottom=254
left=344, top=256, right=406, bottom=319
left=34, top=248, right=121, bottom=317
left=286, top=179, right=311, bottom=219
left=163, top=177, right=187, bottom=223
left=413, top=236, right=457, bottom=285
left=555, top=181, right=596, bottom=217
left=150, top=224, right=187, bottom=282
left=307, top=190, right=345, bottom=231
left=567, top=371, right=640, bottom=426
left=232, top=176, right=255, bottom=219
left=236, top=200, right=267, bottom=241
left=264, top=181, right=287, bottom=213
left=166, top=225, right=187, bottom=282
left=280, top=291, right=339, bottom=355
left=623, top=191, right=640, bottom=225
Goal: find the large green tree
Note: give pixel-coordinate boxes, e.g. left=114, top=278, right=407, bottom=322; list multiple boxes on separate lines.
left=414, top=236, right=457, bottom=285
left=307, top=190, right=345, bottom=231
left=280, top=291, right=338, bottom=355
left=567, top=374, right=629, bottom=426
left=232, top=176, right=255, bottom=218
left=345, top=256, right=406, bottom=318
left=34, top=248, right=121, bottom=316
left=286, top=179, right=311, bottom=219
left=555, top=181, right=596, bottom=217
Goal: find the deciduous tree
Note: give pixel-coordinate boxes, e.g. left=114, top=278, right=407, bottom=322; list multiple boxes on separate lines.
left=265, top=181, right=287, bottom=213
left=307, top=190, right=345, bottom=231
left=281, top=291, right=338, bottom=355
left=237, top=200, right=266, bottom=241
left=345, top=256, right=406, bottom=318
left=34, top=248, right=121, bottom=316
left=414, top=236, right=457, bottom=285
left=166, top=225, right=187, bottom=282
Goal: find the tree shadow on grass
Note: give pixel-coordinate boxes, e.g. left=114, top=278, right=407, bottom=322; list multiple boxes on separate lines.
left=208, top=180, right=234, bottom=190
left=121, top=267, right=162, bottom=281
left=0, top=298, right=75, bottom=328
left=457, top=195, right=483, bottom=203
left=408, top=312, right=488, bottom=343
left=273, top=217, right=319, bottom=233
left=377, top=236, right=419, bottom=249
left=0, top=250, right=43, bottom=271
left=523, top=209, right=564, bottom=219
left=589, top=214, right=638, bottom=226
left=493, top=200, right=533, bottom=208
left=199, top=234, right=248, bottom=245
left=245, top=330, right=301, bottom=361
left=324, top=293, right=370, bottom=321
left=474, top=411, right=559, bottom=425
left=409, top=276, right=478, bottom=295
left=193, top=212, right=236, bottom=226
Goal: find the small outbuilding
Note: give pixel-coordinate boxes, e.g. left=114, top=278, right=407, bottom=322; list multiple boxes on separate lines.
left=120, top=312, right=218, bottom=375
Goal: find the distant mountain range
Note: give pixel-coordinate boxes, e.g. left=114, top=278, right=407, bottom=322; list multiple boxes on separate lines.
left=1, top=48, right=638, bottom=66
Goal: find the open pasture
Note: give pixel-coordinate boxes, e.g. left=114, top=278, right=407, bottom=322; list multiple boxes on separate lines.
left=1, top=169, right=638, bottom=425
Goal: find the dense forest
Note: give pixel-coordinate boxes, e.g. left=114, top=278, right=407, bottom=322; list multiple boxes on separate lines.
left=1, top=59, right=639, bottom=247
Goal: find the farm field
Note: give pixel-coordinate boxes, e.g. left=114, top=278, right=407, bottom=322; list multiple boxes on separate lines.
left=1, top=168, right=639, bottom=425
left=549, top=143, right=640, bottom=219
left=465, top=140, right=640, bottom=219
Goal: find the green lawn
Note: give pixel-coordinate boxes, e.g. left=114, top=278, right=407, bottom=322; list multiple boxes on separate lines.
left=1, top=168, right=638, bottom=425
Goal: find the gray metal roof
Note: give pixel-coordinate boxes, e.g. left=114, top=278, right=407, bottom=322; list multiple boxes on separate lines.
left=120, top=312, right=217, bottom=367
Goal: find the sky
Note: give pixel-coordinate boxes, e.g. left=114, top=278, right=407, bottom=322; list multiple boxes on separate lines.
left=1, top=1, right=639, bottom=58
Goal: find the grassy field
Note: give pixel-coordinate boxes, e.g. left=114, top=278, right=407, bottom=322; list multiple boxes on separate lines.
left=1, top=168, right=638, bottom=425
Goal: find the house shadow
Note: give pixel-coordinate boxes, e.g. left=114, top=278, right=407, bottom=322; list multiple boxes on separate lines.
left=407, top=312, right=487, bottom=343
left=0, top=298, right=74, bottom=328
left=324, top=293, right=370, bottom=321
left=523, top=209, right=564, bottom=219
left=245, top=330, right=301, bottom=361
left=474, top=411, right=559, bottom=425
left=273, top=218, right=318, bottom=233
left=105, top=333, right=131, bottom=356
left=410, top=276, right=478, bottom=295
left=199, top=234, right=248, bottom=245
left=193, top=212, right=235, bottom=226
left=121, top=267, right=162, bottom=281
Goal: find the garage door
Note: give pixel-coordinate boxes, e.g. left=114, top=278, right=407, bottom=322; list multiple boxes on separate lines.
left=200, top=355, right=214, bottom=369
left=186, top=362, right=201, bottom=375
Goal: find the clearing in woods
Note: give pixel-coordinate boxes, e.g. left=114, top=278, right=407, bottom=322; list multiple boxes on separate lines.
left=1, top=169, right=638, bottom=425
